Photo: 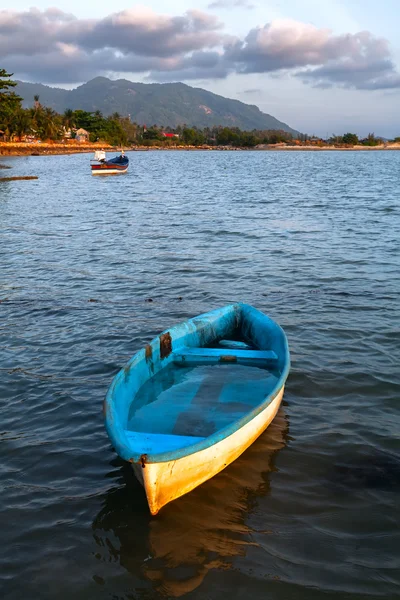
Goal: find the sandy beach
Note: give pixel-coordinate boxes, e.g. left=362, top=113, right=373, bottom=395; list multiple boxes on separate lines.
left=0, top=142, right=113, bottom=156
left=258, top=143, right=400, bottom=151
left=2, top=141, right=400, bottom=156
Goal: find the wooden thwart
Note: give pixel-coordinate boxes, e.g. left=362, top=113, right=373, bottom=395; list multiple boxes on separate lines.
left=172, top=346, right=278, bottom=366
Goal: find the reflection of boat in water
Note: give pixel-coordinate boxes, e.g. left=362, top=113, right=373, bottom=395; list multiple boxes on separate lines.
left=92, top=409, right=289, bottom=597
left=104, top=303, right=290, bottom=515
left=90, top=150, right=129, bottom=175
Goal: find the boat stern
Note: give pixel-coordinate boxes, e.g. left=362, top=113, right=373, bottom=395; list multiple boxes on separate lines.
left=132, top=384, right=285, bottom=515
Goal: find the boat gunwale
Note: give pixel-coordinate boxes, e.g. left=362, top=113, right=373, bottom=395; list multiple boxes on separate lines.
left=104, top=303, right=290, bottom=464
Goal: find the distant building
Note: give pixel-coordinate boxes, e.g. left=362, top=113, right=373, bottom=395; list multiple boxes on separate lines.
left=161, top=132, right=179, bottom=138
left=75, top=128, right=90, bottom=142
left=21, top=134, right=38, bottom=143
left=62, top=127, right=73, bottom=139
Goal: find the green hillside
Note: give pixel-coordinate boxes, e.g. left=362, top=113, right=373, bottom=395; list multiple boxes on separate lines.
left=15, top=77, right=298, bottom=134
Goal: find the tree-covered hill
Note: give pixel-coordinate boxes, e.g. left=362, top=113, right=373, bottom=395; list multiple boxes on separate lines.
left=15, top=77, right=298, bottom=134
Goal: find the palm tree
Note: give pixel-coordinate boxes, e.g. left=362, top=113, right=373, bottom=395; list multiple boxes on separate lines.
left=13, top=109, right=32, bottom=140
left=41, top=107, right=61, bottom=140
left=62, top=108, right=76, bottom=139
left=1, top=112, right=13, bottom=141
left=31, top=95, right=42, bottom=136
left=62, top=108, right=75, bottom=129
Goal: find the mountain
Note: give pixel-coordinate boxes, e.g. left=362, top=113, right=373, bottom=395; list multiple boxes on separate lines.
left=15, top=77, right=298, bottom=134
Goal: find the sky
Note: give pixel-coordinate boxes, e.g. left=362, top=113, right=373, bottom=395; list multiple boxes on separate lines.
left=1, top=0, right=400, bottom=136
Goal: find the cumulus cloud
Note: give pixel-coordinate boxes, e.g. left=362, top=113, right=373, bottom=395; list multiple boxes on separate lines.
left=296, top=30, right=400, bottom=89
left=5, top=49, right=181, bottom=84
left=80, top=8, right=224, bottom=57
left=0, top=8, right=399, bottom=89
left=147, top=51, right=230, bottom=82
left=208, top=0, right=255, bottom=10
left=224, top=20, right=400, bottom=89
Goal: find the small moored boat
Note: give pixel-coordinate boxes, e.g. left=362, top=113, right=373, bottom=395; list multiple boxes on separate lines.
left=104, top=303, right=290, bottom=515
left=90, top=150, right=129, bottom=175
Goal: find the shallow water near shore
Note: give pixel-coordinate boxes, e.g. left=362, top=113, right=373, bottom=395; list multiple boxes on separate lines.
left=1, top=150, right=399, bottom=600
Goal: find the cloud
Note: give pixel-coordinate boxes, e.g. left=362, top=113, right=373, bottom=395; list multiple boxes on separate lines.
left=80, top=8, right=224, bottom=57
left=208, top=0, right=255, bottom=10
left=296, top=31, right=400, bottom=89
left=1, top=8, right=399, bottom=90
left=0, top=7, right=224, bottom=64
left=224, top=20, right=400, bottom=89
left=5, top=49, right=182, bottom=84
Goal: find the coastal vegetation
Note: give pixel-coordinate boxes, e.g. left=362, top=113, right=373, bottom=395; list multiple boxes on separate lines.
left=329, top=132, right=382, bottom=147
left=1, top=72, right=293, bottom=147
left=1, top=69, right=127, bottom=145
left=1, top=69, right=398, bottom=151
left=15, top=76, right=299, bottom=133
left=0, top=68, right=22, bottom=131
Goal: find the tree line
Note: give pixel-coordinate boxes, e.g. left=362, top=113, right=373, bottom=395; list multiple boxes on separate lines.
left=0, top=68, right=295, bottom=147
left=1, top=68, right=399, bottom=148
left=0, top=69, right=128, bottom=145
left=141, top=125, right=293, bottom=147
left=326, top=133, right=392, bottom=146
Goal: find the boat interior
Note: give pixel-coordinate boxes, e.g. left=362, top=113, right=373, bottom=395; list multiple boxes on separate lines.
left=114, top=305, right=287, bottom=457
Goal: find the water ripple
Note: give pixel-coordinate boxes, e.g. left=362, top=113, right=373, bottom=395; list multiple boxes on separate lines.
left=1, top=150, right=399, bottom=600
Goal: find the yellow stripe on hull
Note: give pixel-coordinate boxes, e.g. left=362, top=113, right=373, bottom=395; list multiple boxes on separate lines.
left=133, top=386, right=284, bottom=515
left=91, top=169, right=127, bottom=175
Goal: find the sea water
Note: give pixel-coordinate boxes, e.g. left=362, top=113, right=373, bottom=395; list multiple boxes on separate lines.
left=1, top=150, right=399, bottom=600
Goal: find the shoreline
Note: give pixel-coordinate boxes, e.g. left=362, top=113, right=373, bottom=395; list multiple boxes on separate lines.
left=255, top=143, right=400, bottom=151
left=1, top=142, right=400, bottom=156
left=0, top=142, right=112, bottom=157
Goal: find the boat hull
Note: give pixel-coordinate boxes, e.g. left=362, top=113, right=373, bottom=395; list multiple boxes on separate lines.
left=104, top=303, right=290, bottom=515
left=91, top=165, right=128, bottom=175
left=132, top=385, right=284, bottom=515
left=91, top=155, right=129, bottom=175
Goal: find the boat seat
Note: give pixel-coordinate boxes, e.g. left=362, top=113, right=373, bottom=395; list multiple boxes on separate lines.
left=172, top=346, right=278, bottom=366
left=124, top=430, right=205, bottom=454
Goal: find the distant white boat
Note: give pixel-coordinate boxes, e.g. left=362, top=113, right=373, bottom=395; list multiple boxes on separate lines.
left=90, top=150, right=129, bottom=175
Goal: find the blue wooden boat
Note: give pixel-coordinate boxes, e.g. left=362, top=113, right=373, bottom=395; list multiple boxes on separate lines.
left=91, top=150, right=129, bottom=175
left=104, top=303, right=290, bottom=514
